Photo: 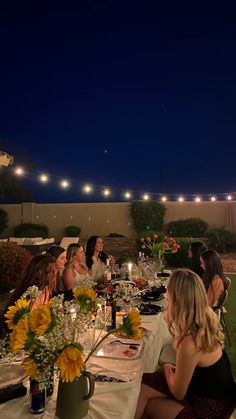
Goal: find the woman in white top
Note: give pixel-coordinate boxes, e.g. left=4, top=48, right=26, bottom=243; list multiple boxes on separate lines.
left=85, top=236, right=108, bottom=282
left=63, top=243, right=89, bottom=291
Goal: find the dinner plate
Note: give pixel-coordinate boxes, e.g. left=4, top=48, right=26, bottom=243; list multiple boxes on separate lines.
left=138, top=303, right=163, bottom=315
left=93, top=338, right=144, bottom=360
left=142, top=293, right=164, bottom=302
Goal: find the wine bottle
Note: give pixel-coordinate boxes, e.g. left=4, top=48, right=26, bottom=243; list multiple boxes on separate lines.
left=105, top=258, right=112, bottom=282
left=105, top=296, right=116, bottom=331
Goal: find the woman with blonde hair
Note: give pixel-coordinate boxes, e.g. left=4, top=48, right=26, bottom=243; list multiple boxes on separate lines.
left=135, top=269, right=236, bottom=419
left=63, top=243, right=89, bottom=291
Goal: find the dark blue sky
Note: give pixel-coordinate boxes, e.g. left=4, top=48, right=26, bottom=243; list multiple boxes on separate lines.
left=1, top=0, right=236, bottom=202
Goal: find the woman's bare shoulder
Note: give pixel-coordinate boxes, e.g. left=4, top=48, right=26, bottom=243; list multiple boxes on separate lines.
left=178, top=335, right=196, bottom=353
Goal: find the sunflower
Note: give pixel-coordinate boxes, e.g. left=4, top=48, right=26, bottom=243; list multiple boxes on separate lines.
left=56, top=345, right=84, bottom=382
left=73, top=287, right=97, bottom=312
left=10, top=316, right=33, bottom=352
left=73, top=287, right=97, bottom=300
left=30, top=303, right=52, bottom=336
left=5, top=299, right=30, bottom=329
left=22, top=356, right=38, bottom=379
left=120, top=308, right=143, bottom=340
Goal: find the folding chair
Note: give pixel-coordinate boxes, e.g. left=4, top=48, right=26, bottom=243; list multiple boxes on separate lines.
left=214, top=289, right=231, bottom=346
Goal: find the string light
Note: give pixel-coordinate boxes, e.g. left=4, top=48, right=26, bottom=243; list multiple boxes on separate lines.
left=9, top=164, right=236, bottom=202
left=60, top=180, right=69, bottom=189
left=83, top=184, right=92, bottom=193
left=124, top=191, right=132, bottom=199
left=39, top=173, right=49, bottom=183
left=14, top=167, right=24, bottom=176
left=103, top=188, right=111, bottom=197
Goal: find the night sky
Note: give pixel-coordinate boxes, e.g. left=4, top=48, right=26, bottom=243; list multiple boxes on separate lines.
left=1, top=0, right=236, bottom=203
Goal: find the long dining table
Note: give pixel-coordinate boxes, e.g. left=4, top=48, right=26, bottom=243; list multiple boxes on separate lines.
left=0, top=302, right=175, bottom=419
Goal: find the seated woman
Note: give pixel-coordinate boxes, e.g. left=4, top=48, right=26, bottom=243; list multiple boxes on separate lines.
left=63, top=243, right=89, bottom=291
left=187, top=241, right=207, bottom=278
left=0, top=254, right=57, bottom=334
left=85, top=235, right=108, bottom=283
left=200, top=249, right=227, bottom=307
left=46, top=245, right=67, bottom=292
left=135, top=268, right=236, bottom=419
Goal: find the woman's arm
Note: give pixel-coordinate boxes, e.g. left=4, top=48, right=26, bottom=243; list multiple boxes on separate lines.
left=207, top=276, right=224, bottom=307
left=63, top=267, right=75, bottom=291
left=163, top=335, right=199, bottom=401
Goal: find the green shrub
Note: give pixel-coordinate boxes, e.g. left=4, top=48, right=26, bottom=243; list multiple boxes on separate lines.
left=164, top=238, right=195, bottom=268
left=108, top=232, right=126, bottom=238
left=0, top=243, right=32, bottom=292
left=165, top=217, right=208, bottom=238
left=130, top=201, right=166, bottom=234
left=206, top=227, right=236, bottom=253
left=14, top=223, right=49, bottom=238
left=0, top=208, right=8, bottom=235
left=65, top=225, right=81, bottom=237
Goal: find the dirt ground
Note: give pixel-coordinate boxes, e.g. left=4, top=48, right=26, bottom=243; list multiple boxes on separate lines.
left=220, top=253, right=236, bottom=273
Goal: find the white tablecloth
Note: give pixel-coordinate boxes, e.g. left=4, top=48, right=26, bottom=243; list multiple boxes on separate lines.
left=0, top=308, right=174, bottom=419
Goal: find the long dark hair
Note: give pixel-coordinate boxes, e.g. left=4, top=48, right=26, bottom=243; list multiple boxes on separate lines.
left=0, top=254, right=56, bottom=334
left=85, top=236, right=107, bottom=269
left=46, top=245, right=65, bottom=260
left=201, top=249, right=227, bottom=291
left=189, top=241, right=207, bottom=277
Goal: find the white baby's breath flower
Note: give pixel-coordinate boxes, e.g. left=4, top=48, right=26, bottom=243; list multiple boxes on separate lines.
left=21, top=285, right=42, bottom=300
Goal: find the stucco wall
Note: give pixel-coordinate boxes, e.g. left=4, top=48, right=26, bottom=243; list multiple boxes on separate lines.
left=0, top=201, right=235, bottom=239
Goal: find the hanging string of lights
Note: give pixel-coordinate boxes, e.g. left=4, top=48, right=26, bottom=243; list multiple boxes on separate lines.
left=12, top=165, right=235, bottom=202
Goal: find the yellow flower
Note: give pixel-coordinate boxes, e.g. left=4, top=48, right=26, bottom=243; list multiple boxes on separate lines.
left=73, top=288, right=97, bottom=300
left=56, top=346, right=84, bottom=382
left=10, top=316, right=31, bottom=352
left=30, top=303, right=52, bottom=336
left=73, top=287, right=97, bottom=312
left=120, top=308, right=143, bottom=340
left=22, top=356, right=38, bottom=379
left=5, top=299, right=30, bottom=329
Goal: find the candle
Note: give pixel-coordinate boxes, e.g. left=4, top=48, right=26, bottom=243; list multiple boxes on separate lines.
left=128, top=262, right=132, bottom=280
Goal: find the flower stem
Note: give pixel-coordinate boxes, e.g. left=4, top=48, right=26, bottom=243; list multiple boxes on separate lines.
left=84, top=328, right=118, bottom=364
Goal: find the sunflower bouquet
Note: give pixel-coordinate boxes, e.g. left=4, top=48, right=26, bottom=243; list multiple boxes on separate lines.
left=1, top=283, right=143, bottom=384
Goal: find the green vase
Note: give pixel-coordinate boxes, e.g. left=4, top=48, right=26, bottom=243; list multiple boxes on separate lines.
left=56, top=371, right=95, bottom=419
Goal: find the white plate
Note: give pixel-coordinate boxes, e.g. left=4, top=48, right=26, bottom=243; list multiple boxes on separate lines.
left=0, top=364, right=27, bottom=389
left=93, top=338, right=144, bottom=360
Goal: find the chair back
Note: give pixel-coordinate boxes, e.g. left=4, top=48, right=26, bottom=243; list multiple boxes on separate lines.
left=225, top=276, right=231, bottom=290
left=214, top=289, right=228, bottom=311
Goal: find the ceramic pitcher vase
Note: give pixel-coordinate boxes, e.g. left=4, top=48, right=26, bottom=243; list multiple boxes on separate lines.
left=56, top=371, right=95, bottom=419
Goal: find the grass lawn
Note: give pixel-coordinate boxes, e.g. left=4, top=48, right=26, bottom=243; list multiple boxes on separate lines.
left=224, top=274, right=236, bottom=377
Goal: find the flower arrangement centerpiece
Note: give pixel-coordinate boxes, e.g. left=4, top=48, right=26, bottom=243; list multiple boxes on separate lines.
left=140, top=234, right=180, bottom=271
left=106, top=281, right=142, bottom=309
left=0, top=280, right=143, bottom=386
